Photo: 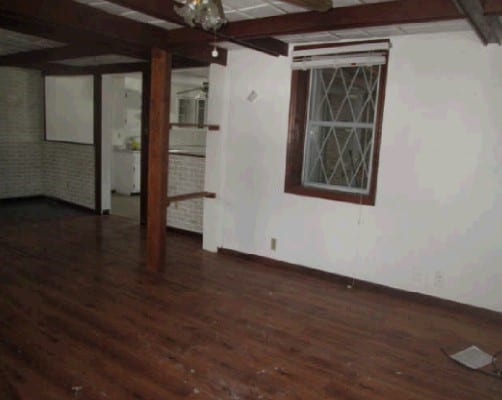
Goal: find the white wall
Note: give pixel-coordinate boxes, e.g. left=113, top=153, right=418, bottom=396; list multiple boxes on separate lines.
left=0, top=68, right=95, bottom=209
left=0, top=68, right=44, bottom=199
left=167, top=155, right=205, bottom=233
left=204, top=31, right=502, bottom=312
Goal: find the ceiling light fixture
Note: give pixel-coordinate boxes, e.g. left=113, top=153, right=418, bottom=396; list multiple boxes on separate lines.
left=174, top=0, right=227, bottom=31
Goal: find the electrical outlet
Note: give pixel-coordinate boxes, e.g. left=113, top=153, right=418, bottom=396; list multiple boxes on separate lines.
left=270, top=238, right=277, bottom=251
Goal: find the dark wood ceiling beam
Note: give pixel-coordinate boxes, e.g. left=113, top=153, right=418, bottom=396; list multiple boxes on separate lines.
left=0, top=0, right=227, bottom=65
left=453, top=0, right=502, bottom=44
left=280, top=0, right=332, bottom=12
left=0, top=45, right=143, bottom=67
left=41, top=62, right=148, bottom=75
left=166, top=0, right=464, bottom=45
left=28, top=57, right=207, bottom=75
left=176, top=45, right=227, bottom=66
left=243, top=38, right=289, bottom=56
left=106, top=0, right=289, bottom=56
left=0, top=15, right=84, bottom=46
left=107, top=0, right=184, bottom=25
left=0, top=14, right=147, bottom=59
left=483, top=0, right=502, bottom=15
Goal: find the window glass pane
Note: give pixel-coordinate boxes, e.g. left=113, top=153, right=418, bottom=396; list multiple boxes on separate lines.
left=303, top=64, right=381, bottom=194
left=304, top=125, right=374, bottom=191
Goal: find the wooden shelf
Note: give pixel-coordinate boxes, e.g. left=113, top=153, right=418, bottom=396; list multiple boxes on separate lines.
left=166, top=191, right=216, bottom=205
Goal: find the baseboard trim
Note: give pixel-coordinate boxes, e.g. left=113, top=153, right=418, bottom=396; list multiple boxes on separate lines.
left=167, top=226, right=202, bottom=239
left=0, top=195, right=45, bottom=203
left=44, top=196, right=96, bottom=214
left=217, top=247, right=502, bottom=323
left=0, top=195, right=95, bottom=214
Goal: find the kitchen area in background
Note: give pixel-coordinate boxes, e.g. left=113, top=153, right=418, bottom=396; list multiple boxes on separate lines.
left=102, top=67, right=209, bottom=233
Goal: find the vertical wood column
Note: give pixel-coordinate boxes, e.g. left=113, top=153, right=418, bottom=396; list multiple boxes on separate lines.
left=146, top=48, right=171, bottom=271
left=140, top=66, right=151, bottom=226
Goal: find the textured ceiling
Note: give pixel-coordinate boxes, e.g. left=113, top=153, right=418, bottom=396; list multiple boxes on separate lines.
left=0, top=1, right=474, bottom=65
left=0, top=28, right=64, bottom=56
left=275, top=19, right=472, bottom=43
left=71, top=0, right=471, bottom=45
left=72, top=1, right=394, bottom=27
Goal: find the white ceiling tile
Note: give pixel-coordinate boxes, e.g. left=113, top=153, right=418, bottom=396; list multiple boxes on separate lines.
left=90, top=1, right=131, bottom=15
left=0, top=28, right=64, bottom=56
left=401, top=20, right=471, bottom=34
left=270, top=1, right=305, bottom=13
left=330, top=29, right=370, bottom=39
left=224, top=0, right=265, bottom=10
left=363, top=25, right=403, bottom=36
left=240, top=5, right=283, bottom=18
left=121, top=11, right=158, bottom=24
left=330, top=0, right=363, bottom=7
left=276, top=19, right=473, bottom=44
left=225, top=11, right=252, bottom=22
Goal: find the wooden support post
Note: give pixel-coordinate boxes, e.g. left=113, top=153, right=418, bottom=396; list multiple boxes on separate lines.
left=146, top=48, right=171, bottom=271
left=140, top=66, right=151, bottom=226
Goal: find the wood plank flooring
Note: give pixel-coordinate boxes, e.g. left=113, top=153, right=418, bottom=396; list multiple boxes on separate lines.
left=0, top=215, right=501, bottom=399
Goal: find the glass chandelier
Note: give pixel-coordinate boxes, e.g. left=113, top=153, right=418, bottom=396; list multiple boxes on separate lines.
left=175, top=0, right=227, bottom=31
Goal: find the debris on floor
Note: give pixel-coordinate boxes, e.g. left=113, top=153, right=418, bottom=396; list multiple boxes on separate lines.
left=443, top=345, right=502, bottom=380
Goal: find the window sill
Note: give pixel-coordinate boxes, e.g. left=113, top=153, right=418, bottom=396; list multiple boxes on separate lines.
left=284, top=184, right=376, bottom=206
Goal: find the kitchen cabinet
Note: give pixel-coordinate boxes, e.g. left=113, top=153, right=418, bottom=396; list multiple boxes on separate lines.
left=113, top=149, right=141, bottom=195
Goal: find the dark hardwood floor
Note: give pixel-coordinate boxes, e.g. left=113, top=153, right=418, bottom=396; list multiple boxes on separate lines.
left=0, top=215, right=501, bottom=399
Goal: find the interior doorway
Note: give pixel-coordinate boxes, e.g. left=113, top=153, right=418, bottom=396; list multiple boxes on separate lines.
left=102, top=72, right=143, bottom=221
left=100, top=67, right=211, bottom=235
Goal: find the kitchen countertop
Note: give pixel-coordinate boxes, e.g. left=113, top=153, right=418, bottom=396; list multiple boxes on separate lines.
left=169, top=145, right=205, bottom=157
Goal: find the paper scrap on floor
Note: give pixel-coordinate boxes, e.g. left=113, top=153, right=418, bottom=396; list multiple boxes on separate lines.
left=448, top=346, right=493, bottom=370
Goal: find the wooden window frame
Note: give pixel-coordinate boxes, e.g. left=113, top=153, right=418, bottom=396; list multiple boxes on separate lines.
left=284, top=51, right=389, bottom=206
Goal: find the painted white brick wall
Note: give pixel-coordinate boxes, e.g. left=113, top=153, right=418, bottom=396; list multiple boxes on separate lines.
left=43, top=142, right=95, bottom=209
left=0, top=67, right=95, bottom=209
left=167, top=155, right=205, bottom=233
left=0, top=68, right=44, bottom=198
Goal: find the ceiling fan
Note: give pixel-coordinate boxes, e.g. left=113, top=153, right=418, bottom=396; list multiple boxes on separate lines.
left=174, top=0, right=227, bottom=31
left=174, top=0, right=332, bottom=32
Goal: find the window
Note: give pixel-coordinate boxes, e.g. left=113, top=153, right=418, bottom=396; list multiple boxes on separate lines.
left=284, top=41, right=389, bottom=205
left=178, top=98, right=206, bottom=127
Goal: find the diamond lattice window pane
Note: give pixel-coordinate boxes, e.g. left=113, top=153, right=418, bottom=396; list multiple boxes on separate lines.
left=303, top=64, right=381, bottom=194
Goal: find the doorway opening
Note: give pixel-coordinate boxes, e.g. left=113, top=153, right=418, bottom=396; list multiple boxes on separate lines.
left=101, top=67, right=210, bottom=236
